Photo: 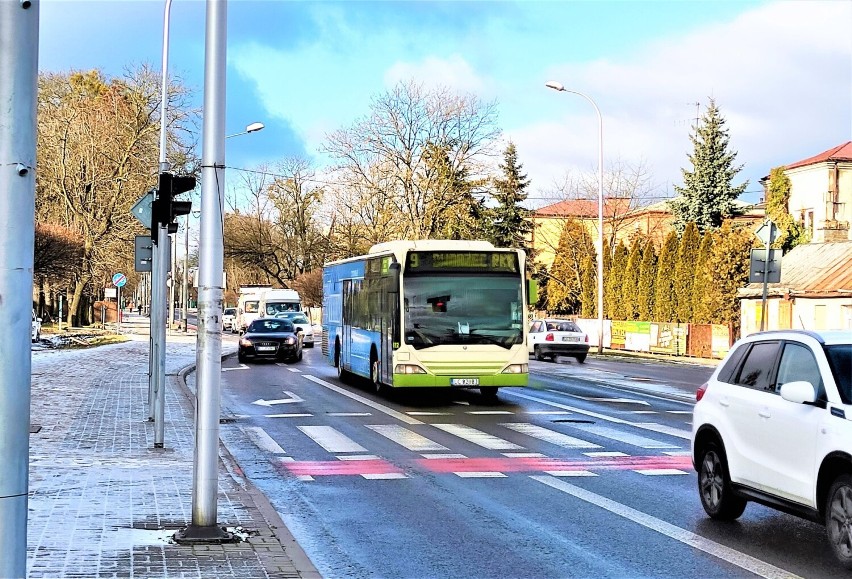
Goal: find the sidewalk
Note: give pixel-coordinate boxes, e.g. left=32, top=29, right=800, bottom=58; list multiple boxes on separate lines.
left=26, top=312, right=319, bottom=579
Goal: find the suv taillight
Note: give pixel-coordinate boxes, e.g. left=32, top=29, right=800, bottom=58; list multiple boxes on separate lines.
left=696, top=382, right=708, bottom=402
left=545, top=333, right=554, bottom=342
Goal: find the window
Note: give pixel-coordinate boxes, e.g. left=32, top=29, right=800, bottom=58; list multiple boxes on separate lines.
left=775, top=342, right=823, bottom=395
left=717, top=343, right=749, bottom=384
left=734, top=341, right=780, bottom=391
left=244, top=301, right=259, bottom=314
left=530, top=321, right=543, bottom=333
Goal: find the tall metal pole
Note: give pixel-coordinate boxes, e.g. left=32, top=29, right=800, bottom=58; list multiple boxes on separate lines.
left=177, top=0, right=230, bottom=542
left=169, top=231, right=176, bottom=331
left=150, top=0, right=173, bottom=444
left=545, top=82, right=605, bottom=353
left=0, top=0, right=38, bottom=575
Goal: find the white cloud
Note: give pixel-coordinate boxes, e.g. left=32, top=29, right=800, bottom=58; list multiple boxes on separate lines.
left=384, top=55, right=490, bottom=95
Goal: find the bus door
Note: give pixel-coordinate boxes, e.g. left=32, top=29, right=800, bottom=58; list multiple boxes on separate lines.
left=341, top=279, right=352, bottom=370
left=382, top=264, right=401, bottom=385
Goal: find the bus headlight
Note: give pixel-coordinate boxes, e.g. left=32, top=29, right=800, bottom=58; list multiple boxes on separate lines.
left=394, top=364, right=426, bottom=374
left=502, top=364, right=528, bottom=374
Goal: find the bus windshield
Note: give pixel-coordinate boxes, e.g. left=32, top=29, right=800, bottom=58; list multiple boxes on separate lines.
left=403, top=274, right=523, bottom=349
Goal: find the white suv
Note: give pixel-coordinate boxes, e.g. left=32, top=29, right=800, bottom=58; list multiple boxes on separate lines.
left=691, top=330, right=852, bottom=569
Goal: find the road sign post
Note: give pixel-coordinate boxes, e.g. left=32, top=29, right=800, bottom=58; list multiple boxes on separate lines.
left=112, top=273, right=127, bottom=329
left=751, top=220, right=782, bottom=331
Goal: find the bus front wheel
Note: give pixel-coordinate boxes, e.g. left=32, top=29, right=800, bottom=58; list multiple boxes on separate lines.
left=370, top=352, right=386, bottom=395
left=335, top=344, right=349, bottom=383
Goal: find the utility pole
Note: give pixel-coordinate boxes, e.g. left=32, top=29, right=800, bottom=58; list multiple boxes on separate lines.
left=0, top=0, right=38, bottom=575
left=183, top=217, right=189, bottom=331
left=175, top=0, right=232, bottom=543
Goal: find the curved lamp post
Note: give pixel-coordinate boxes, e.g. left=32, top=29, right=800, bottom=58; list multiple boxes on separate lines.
left=546, top=80, right=605, bottom=354
left=225, top=121, right=265, bottom=139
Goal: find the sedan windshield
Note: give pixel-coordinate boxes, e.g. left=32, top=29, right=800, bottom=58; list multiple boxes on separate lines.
left=248, top=319, right=294, bottom=333
left=403, top=274, right=523, bottom=349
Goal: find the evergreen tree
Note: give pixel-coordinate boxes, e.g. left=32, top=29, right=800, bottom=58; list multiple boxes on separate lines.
left=620, top=240, right=643, bottom=320
left=545, top=218, right=594, bottom=314
left=704, top=223, right=754, bottom=338
left=606, top=241, right=628, bottom=320
left=691, top=232, right=715, bottom=324
left=602, top=242, right=612, bottom=318
left=673, top=222, right=701, bottom=322
left=670, top=99, right=748, bottom=233
left=580, top=255, right=596, bottom=318
left=637, top=242, right=657, bottom=321
left=489, top=141, right=533, bottom=252
left=765, top=166, right=809, bottom=252
left=654, top=231, right=679, bottom=322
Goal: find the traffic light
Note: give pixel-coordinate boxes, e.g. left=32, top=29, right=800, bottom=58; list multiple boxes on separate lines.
left=151, top=172, right=196, bottom=245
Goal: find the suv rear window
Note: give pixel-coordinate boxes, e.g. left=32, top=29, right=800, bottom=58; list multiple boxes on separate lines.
left=824, top=344, right=851, bottom=404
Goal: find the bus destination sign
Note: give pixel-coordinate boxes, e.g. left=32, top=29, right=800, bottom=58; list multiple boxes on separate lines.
left=406, top=251, right=519, bottom=273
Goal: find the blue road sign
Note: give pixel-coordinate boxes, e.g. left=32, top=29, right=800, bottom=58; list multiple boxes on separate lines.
left=112, top=273, right=127, bottom=288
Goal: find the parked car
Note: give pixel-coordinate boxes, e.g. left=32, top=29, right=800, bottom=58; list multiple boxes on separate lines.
left=274, top=311, right=315, bottom=347
left=223, top=308, right=237, bottom=333
left=238, top=317, right=303, bottom=364
left=691, top=329, right=852, bottom=569
left=528, top=318, right=589, bottom=363
left=31, top=309, right=41, bottom=342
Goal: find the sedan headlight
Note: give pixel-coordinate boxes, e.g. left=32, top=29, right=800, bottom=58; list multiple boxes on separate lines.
left=285, top=336, right=296, bottom=345
left=502, top=364, right=528, bottom=374
left=239, top=338, right=253, bottom=347
left=394, top=364, right=427, bottom=374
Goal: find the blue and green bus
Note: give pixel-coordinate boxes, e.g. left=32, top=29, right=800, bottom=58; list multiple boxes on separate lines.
left=322, top=240, right=535, bottom=399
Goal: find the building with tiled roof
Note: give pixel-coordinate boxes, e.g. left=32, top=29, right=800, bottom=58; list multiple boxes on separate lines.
left=761, top=141, right=852, bottom=242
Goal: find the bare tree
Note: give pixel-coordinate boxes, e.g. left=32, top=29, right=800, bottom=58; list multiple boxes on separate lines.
left=323, top=80, right=501, bottom=241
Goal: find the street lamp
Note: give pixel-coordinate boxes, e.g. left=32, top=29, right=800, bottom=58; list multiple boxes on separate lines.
left=225, top=121, right=264, bottom=139
left=546, top=80, right=605, bottom=354
left=181, top=122, right=265, bottom=332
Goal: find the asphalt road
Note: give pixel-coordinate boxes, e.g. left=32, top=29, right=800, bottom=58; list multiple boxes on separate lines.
left=197, top=343, right=844, bottom=579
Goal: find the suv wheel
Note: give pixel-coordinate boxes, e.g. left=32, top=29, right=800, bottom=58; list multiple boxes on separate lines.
left=698, top=442, right=747, bottom=520
left=826, top=474, right=852, bottom=569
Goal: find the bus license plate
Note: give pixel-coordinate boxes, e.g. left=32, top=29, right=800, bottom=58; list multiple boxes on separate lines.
left=451, top=378, right=479, bottom=386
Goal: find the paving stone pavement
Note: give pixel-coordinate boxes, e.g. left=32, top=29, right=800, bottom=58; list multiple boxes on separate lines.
left=25, top=313, right=319, bottom=579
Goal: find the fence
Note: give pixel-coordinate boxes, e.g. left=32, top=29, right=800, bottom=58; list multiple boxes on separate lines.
left=572, top=318, right=732, bottom=359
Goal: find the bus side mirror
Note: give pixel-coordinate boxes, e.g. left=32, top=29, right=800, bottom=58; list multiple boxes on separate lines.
left=526, top=279, right=538, bottom=305
left=389, top=262, right=401, bottom=288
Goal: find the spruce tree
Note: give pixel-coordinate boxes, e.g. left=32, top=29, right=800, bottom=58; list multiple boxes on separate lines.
left=673, top=222, right=701, bottom=322
left=670, top=99, right=748, bottom=233
left=620, top=240, right=643, bottom=321
left=637, top=242, right=657, bottom=321
left=489, top=141, right=533, bottom=252
left=654, top=231, right=679, bottom=322
left=691, top=232, right=714, bottom=324
left=606, top=241, right=628, bottom=320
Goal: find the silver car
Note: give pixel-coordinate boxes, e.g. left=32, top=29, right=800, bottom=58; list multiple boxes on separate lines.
left=274, top=311, right=315, bottom=347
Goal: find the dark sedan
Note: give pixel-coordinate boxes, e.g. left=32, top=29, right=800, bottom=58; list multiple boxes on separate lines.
left=238, top=317, right=303, bottom=363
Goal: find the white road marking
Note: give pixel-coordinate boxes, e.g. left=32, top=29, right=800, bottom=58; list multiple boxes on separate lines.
left=663, top=451, right=692, bottom=457
left=406, top=411, right=452, bottom=416
left=666, top=410, right=693, bottom=415
left=584, top=451, right=629, bottom=458
left=525, top=410, right=572, bottom=415
left=432, top=424, right=524, bottom=451
left=222, top=365, right=250, bottom=372
left=327, top=412, right=372, bottom=417
left=264, top=413, right=313, bottom=418
left=285, top=367, right=302, bottom=373
left=367, top=425, right=449, bottom=452
left=280, top=457, right=313, bottom=481
left=297, top=426, right=367, bottom=453
left=362, top=473, right=408, bottom=480
left=303, top=375, right=424, bottom=425
left=530, top=475, right=800, bottom=579
left=544, top=470, right=597, bottom=477
left=571, top=424, right=678, bottom=449
left=336, top=455, right=380, bottom=461
left=467, top=410, right=514, bottom=415
left=252, top=391, right=304, bottom=406
left=243, top=426, right=286, bottom=454
left=628, top=411, right=658, bottom=414
left=569, top=394, right=650, bottom=406
left=421, top=453, right=467, bottom=459
left=501, top=423, right=603, bottom=449
left=455, top=472, right=507, bottom=478
left=502, top=452, right=547, bottom=458
left=452, top=401, right=470, bottom=406
left=503, top=390, right=691, bottom=440
left=634, top=469, right=689, bottom=476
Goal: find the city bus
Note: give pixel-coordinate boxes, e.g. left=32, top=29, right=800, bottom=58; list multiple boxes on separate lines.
left=322, top=240, right=535, bottom=400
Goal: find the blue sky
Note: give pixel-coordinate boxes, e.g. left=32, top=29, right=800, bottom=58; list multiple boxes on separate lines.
left=39, top=0, right=852, bottom=207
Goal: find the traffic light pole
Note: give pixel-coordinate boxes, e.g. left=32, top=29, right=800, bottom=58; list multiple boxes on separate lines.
left=0, top=2, right=38, bottom=575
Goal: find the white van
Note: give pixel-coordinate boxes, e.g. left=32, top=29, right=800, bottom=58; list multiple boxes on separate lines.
left=258, top=289, right=302, bottom=318
left=236, top=286, right=269, bottom=333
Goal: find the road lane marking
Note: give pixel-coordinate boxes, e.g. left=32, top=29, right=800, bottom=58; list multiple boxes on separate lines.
left=297, top=426, right=367, bottom=453
left=244, top=426, right=286, bottom=454
left=501, top=423, right=603, bottom=449
left=634, top=469, right=689, bottom=475
left=431, top=424, right=524, bottom=451
left=264, top=413, right=313, bottom=418
left=362, top=473, right=408, bottom=480
left=421, top=453, right=467, bottom=459
left=524, top=410, right=572, bottom=415
left=544, top=470, right=597, bottom=477
left=503, top=390, right=691, bottom=440
left=336, top=455, right=381, bottom=461
left=252, top=391, right=304, bottom=407
left=327, top=412, right=372, bottom=417
left=530, top=475, right=801, bottom=579
left=467, top=410, right=514, bottom=415
left=406, top=411, right=452, bottom=416
left=222, top=365, right=250, bottom=372
left=569, top=424, right=678, bottom=449
left=455, top=472, right=506, bottom=478
left=502, top=452, right=547, bottom=458
left=303, top=375, right=424, bottom=425
left=367, top=425, right=449, bottom=452
left=584, top=451, right=629, bottom=458
left=568, top=394, right=650, bottom=406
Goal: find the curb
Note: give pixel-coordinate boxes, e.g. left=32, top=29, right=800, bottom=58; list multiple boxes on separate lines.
left=174, top=357, right=321, bottom=579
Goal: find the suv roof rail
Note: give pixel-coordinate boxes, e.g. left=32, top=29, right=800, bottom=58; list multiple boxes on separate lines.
left=748, top=329, right=826, bottom=344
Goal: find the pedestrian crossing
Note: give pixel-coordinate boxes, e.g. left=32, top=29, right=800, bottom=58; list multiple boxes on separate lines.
left=254, top=419, right=692, bottom=481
